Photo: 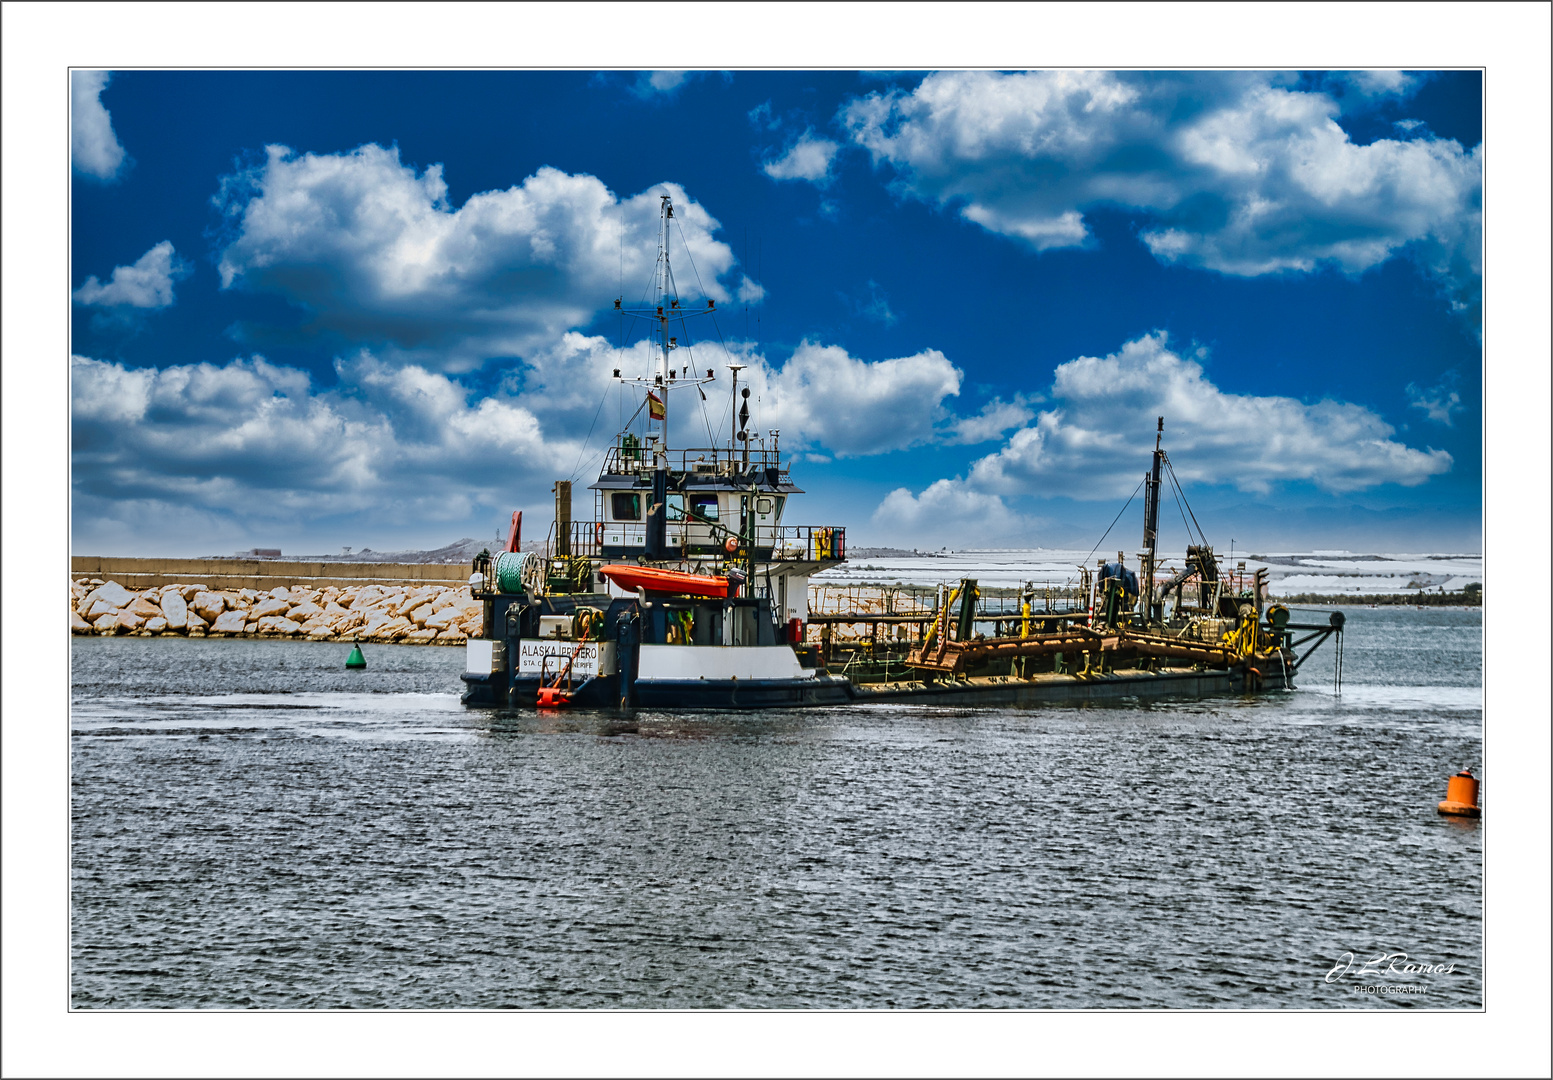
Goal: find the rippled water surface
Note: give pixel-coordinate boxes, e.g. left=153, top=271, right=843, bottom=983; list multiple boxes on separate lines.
left=71, top=607, right=1483, bottom=1008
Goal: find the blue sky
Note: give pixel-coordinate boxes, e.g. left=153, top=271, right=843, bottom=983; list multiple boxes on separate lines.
left=70, top=69, right=1483, bottom=555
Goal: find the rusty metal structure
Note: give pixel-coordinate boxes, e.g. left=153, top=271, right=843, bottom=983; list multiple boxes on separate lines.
left=801, top=418, right=1346, bottom=702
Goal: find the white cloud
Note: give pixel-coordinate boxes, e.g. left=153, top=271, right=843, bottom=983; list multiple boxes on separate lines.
left=872, top=479, right=1035, bottom=547
left=731, top=340, right=962, bottom=457
left=762, top=130, right=842, bottom=185
left=70, top=330, right=974, bottom=550
left=944, top=395, right=1036, bottom=445
left=212, top=144, right=751, bottom=370
left=71, top=70, right=128, bottom=181
left=631, top=71, right=695, bottom=100
left=71, top=352, right=578, bottom=541
left=1406, top=372, right=1463, bottom=426
left=1324, top=70, right=1428, bottom=103
left=747, top=100, right=781, bottom=131
left=73, top=241, right=190, bottom=308
left=735, top=275, right=766, bottom=304
left=840, top=71, right=1481, bottom=319
left=965, top=332, right=1452, bottom=497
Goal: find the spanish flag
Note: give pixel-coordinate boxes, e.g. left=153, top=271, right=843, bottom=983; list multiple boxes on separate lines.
left=647, top=391, right=665, bottom=420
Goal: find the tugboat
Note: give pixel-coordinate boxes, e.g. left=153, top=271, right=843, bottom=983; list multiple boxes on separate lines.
left=460, top=197, right=1344, bottom=711
left=462, top=194, right=853, bottom=709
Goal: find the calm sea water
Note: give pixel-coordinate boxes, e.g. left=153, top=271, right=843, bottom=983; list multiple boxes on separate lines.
left=71, top=607, right=1483, bottom=1009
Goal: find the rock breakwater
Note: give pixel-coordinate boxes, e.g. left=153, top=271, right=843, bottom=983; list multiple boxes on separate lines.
left=70, top=577, right=484, bottom=644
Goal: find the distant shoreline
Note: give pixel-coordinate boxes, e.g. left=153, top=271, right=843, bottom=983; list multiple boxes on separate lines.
left=1275, top=591, right=1481, bottom=607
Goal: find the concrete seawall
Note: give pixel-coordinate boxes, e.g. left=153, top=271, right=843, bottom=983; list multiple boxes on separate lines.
left=70, top=556, right=471, bottom=593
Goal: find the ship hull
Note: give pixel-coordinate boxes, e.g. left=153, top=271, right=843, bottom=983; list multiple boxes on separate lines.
left=463, top=663, right=1265, bottom=711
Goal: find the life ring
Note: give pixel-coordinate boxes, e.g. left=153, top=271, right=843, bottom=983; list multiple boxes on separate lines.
left=595, top=522, right=604, bottom=547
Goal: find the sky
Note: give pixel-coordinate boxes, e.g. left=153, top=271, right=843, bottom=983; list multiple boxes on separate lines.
left=69, top=68, right=1484, bottom=556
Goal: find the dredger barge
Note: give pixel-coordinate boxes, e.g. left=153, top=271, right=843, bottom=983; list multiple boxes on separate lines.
left=460, top=195, right=1343, bottom=711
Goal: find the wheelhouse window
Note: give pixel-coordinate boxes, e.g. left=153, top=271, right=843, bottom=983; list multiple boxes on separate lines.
left=666, top=493, right=685, bottom=521
left=611, top=492, right=642, bottom=521
left=689, top=495, right=719, bottom=521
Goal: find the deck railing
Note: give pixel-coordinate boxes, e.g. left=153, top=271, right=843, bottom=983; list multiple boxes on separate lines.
left=546, top=520, right=844, bottom=563
left=599, top=443, right=791, bottom=478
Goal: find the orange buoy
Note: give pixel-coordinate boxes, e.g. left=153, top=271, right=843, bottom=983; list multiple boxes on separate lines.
left=1437, top=767, right=1481, bottom=817
left=536, top=685, right=572, bottom=709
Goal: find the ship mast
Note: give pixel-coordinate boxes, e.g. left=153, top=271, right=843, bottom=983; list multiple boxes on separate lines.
left=1143, top=416, right=1163, bottom=622
left=654, top=194, right=671, bottom=441
left=613, top=194, right=717, bottom=460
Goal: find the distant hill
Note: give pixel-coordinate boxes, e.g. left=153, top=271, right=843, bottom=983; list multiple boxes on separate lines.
left=208, top=538, right=546, bottom=564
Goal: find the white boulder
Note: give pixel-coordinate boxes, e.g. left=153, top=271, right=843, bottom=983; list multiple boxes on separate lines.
left=408, top=603, right=436, bottom=626
left=365, top=616, right=411, bottom=641
left=425, top=607, right=461, bottom=629
left=83, top=598, right=120, bottom=620
left=160, top=591, right=189, bottom=629
left=127, top=597, right=163, bottom=619
left=251, top=597, right=292, bottom=619
left=256, top=616, right=302, bottom=635
left=211, top=610, right=248, bottom=635
left=83, top=581, right=135, bottom=610
left=191, top=592, right=227, bottom=622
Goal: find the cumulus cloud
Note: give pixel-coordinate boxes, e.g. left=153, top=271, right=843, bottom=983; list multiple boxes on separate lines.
left=73, top=241, right=191, bottom=308
left=71, top=70, right=128, bottom=181
left=726, top=340, right=962, bottom=458
left=1321, top=70, right=1429, bottom=105
left=70, top=329, right=976, bottom=549
left=735, top=275, right=766, bottom=304
left=629, top=71, right=704, bottom=100
left=762, top=130, right=842, bottom=185
left=212, top=144, right=749, bottom=370
left=839, top=71, right=1481, bottom=321
left=1406, top=370, right=1463, bottom=426
left=965, top=332, right=1452, bottom=497
left=71, top=352, right=579, bottom=542
left=872, top=479, right=1036, bottom=546
left=747, top=100, right=781, bottom=131
left=943, top=395, right=1036, bottom=445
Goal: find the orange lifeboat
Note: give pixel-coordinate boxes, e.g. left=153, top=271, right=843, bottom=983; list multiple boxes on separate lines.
left=599, top=564, right=730, bottom=598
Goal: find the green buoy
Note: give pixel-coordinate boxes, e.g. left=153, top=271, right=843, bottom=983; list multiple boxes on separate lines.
left=346, top=644, right=366, bottom=670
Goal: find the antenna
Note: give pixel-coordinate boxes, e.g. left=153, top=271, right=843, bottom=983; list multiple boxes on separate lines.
left=726, top=363, right=747, bottom=456
left=613, top=194, right=717, bottom=457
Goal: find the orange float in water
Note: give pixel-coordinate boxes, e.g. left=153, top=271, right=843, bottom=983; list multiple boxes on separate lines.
left=536, top=685, right=572, bottom=709
left=1437, top=767, right=1481, bottom=817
